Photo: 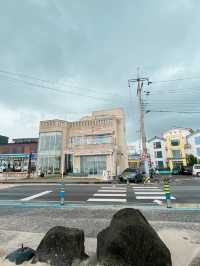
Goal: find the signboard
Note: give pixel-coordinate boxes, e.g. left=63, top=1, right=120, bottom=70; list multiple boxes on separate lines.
left=0, top=153, right=37, bottom=160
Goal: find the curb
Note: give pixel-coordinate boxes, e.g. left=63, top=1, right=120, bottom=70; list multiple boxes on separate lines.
left=0, top=200, right=200, bottom=211
left=0, top=180, right=114, bottom=184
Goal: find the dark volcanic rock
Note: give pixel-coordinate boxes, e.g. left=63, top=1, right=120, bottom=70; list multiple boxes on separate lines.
left=33, top=226, right=88, bottom=266
left=97, top=208, right=172, bottom=266
left=5, top=246, right=35, bottom=265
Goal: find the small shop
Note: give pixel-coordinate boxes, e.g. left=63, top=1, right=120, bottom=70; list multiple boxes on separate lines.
left=0, top=153, right=37, bottom=172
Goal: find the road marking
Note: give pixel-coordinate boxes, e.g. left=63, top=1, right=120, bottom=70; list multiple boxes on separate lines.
left=93, top=193, right=126, bottom=197
left=153, top=200, right=163, bottom=205
left=134, top=191, right=165, bottom=195
left=101, top=186, right=125, bottom=189
left=87, top=198, right=127, bottom=202
left=98, top=189, right=126, bottom=192
left=132, top=186, right=159, bottom=189
left=20, top=191, right=52, bottom=201
left=136, top=196, right=176, bottom=200
left=133, top=187, right=161, bottom=190
left=0, top=184, right=19, bottom=190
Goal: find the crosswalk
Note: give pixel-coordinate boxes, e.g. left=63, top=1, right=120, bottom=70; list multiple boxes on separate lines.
left=132, top=184, right=176, bottom=201
left=87, top=185, right=127, bottom=203
left=86, top=184, right=176, bottom=204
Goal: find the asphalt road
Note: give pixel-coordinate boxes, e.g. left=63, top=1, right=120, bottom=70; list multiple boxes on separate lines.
left=0, top=176, right=200, bottom=206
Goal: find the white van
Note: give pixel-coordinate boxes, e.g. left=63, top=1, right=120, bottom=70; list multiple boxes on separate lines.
left=192, top=164, right=200, bottom=176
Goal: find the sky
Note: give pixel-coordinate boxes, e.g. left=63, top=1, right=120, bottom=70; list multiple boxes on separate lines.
left=0, top=0, right=200, bottom=143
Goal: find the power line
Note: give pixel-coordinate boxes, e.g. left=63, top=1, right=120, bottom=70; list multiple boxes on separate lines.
left=0, top=74, right=117, bottom=102
left=152, top=76, right=200, bottom=84
left=0, top=68, right=123, bottom=99
left=146, top=110, right=200, bottom=114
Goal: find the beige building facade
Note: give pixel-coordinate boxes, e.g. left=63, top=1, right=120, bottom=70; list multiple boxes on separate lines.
left=37, top=108, right=128, bottom=178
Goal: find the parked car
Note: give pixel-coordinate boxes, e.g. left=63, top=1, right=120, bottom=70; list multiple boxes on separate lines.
left=118, top=168, right=144, bottom=183
left=171, top=167, right=181, bottom=175
left=192, top=164, right=200, bottom=176
left=156, top=168, right=171, bottom=175
left=181, top=166, right=192, bottom=175
left=0, top=166, right=6, bottom=173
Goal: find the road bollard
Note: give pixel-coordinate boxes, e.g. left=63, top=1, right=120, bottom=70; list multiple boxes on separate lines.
left=144, top=176, right=150, bottom=184
left=163, top=177, right=172, bottom=208
left=59, top=182, right=65, bottom=205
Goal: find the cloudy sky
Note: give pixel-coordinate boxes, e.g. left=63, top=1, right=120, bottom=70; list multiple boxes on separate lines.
left=0, top=0, right=200, bottom=143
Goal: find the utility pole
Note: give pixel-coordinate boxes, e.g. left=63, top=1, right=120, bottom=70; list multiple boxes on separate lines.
left=128, top=69, right=151, bottom=177
left=27, top=152, right=32, bottom=178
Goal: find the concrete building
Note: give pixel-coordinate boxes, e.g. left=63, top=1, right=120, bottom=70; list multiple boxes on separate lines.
left=187, top=130, right=200, bottom=160
left=164, top=128, right=192, bottom=169
left=37, top=108, right=128, bottom=178
left=147, top=136, right=167, bottom=169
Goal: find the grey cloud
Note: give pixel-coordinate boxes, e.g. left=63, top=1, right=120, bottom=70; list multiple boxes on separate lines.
left=0, top=0, right=200, bottom=141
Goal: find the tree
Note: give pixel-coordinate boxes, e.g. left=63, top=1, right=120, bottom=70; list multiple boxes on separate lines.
left=186, top=154, right=198, bottom=166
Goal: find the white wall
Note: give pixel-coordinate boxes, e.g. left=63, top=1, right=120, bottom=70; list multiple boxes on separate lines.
left=148, top=138, right=167, bottom=168
left=187, top=132, right=200, bottom=159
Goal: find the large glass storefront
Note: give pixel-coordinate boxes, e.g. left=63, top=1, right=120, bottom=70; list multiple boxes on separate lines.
left=37, top=132, right=62, bottom=174
left=0, top=153, right=37, bottom=172
left=80, top=155, right=107, bottom=175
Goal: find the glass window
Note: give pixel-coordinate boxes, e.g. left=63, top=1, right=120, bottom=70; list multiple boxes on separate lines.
left=153, top=142, right=161, bottom=149
left=80, top=155, right=107, bottom=175
left=37, top=132, right=62, bottom=174
left=155, top=151, right=162, bottom=158
left=37, top=155, right=61, bottom=174
left=196, top=147, right=200, bottom=157
left=195, top=136, right=200, bottom=145
left=39, top=132, right=62, bottom=154
left=171, top=139, right=180, bottom=146
left=157, top=161, right=164, bottom=169
left=70, top=134, right=112, bottom=147
left=172, top=150, right=181, bottom=159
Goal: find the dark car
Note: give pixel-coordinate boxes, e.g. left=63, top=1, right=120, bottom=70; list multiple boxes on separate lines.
left=180, top=166, right=192, bottom=175
left=118, top=168, right=144, bottom=183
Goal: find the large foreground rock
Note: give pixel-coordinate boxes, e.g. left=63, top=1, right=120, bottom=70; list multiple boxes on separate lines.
left=33, top=226, right=88, bottom=266
left=97, top=208, right=172, bottom=266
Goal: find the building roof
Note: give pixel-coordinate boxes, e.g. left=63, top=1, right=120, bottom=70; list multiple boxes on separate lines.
left=164, top=127, right=193, bottom=135
left=148, top=136, right=164, bottom=142
left=12, top=138, right=39, bottom=144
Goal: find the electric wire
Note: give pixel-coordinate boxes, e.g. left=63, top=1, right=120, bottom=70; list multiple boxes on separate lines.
left=0, top=74, right=118, bottom=102
left=0, top=68, right=124, bottom=99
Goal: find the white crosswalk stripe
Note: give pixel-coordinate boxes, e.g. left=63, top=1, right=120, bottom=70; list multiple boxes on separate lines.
left=132, top=185, right=176, bottom=201
left=136, top=196, right=176, bottom=200
left=134, top=192, right=165, bottom=195
left=87, top=185, right=127, bottom=203
left=98, top=189, right=126, bottom=192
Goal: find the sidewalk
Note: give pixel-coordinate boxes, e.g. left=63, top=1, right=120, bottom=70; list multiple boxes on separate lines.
left=0, top=175, right=114, bottom=184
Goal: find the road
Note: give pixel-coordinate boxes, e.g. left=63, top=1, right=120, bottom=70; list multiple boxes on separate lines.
left=0, top=176, right=200, bottom=207
left=1, top=176, right=200, bottom=266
